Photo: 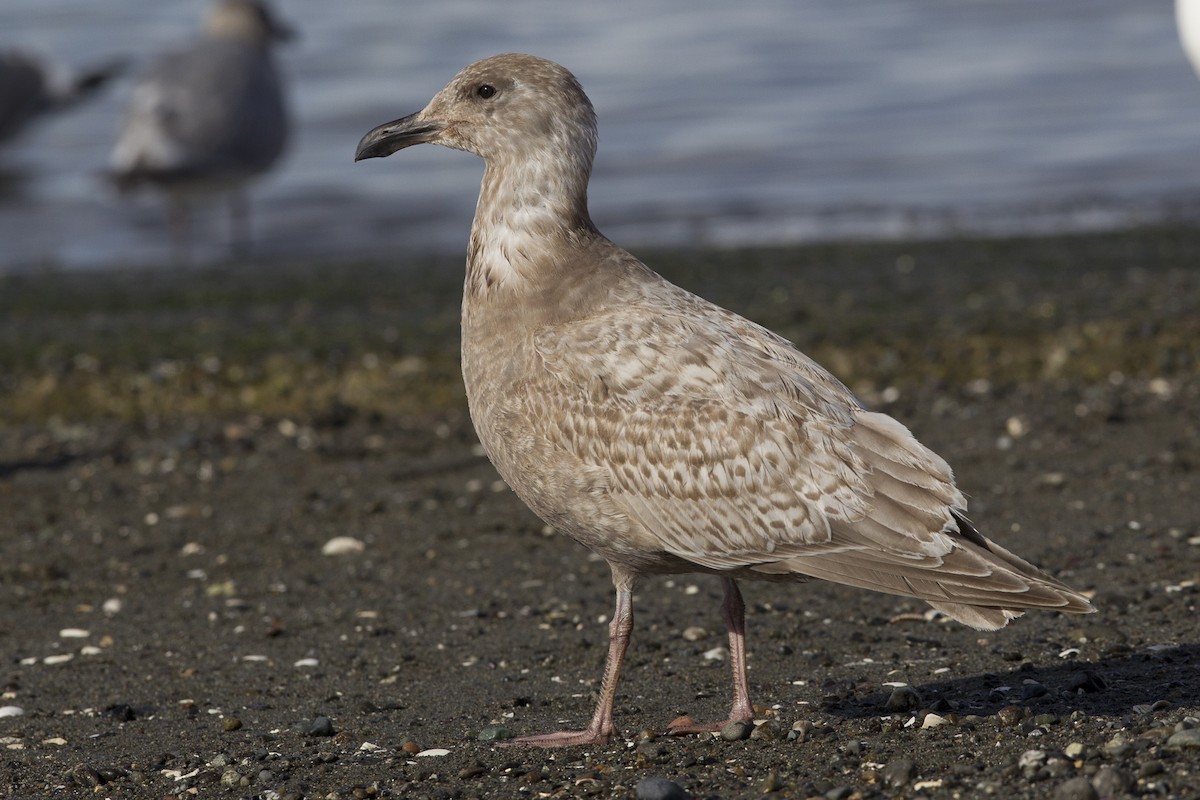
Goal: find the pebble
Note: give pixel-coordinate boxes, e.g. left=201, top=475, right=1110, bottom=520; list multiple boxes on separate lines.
left=1165, top=728, right=1200, bottom=749
left=884, top=686, right=921, bottom=712
left=1053, top=776, right=1098, bottom=800
left=1066, top=671, right=1106, bottom=694
left=749, top=720, right=781, bottom=741
left=1018, top=749, right=1046, bottom=777
left=306, top=716, right=335, bottom=737
left=416, top=748, right=450, bottom=757
left=222, top=717, right=242, bottom=732
left=636, top=777, right=692, bottom=800
left=321, top=536, right=365, bottom=556
left=881, top=757, right=917, bottom=787
left=921, top=713, right=950, bottom=729
left=477, top=725, right=511, bottom=743
left=680, top=626, right=708, bottom=642
left=0, top=706, right=24, bottom=718
left=59, top=628, right=90, bottom=639
left=720, top=720, right=753, bottom=741
left=996, top=706, right=1027, bottom=727
left=1091, top=766, right=1132, bottom=796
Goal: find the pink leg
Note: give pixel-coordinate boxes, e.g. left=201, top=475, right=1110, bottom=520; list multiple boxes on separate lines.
left=501, top=586, right=633, bottom=747
left=668, top=578, right=754, bottom=735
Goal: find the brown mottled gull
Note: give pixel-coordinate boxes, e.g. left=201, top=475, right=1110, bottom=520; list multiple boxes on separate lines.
left=109, top=0, right=291, bottom=260
left=355, top=53, right=1095, bottom=748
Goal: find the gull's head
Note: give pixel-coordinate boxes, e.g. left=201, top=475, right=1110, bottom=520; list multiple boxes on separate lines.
left=205, top=0, right=294, bottom=44
left=354, top=54, right=598, bottom=168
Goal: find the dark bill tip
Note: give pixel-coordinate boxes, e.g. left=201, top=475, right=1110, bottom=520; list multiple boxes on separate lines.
left=354, top=114, right=444, bottom=162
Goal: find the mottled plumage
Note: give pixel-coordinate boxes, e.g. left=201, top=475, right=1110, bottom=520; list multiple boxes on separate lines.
left=110, top=0, right=291, bottom=259
left=355, top=53, right=1094, bottom=747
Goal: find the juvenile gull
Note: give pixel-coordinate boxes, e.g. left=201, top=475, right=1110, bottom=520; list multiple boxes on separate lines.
left=110, top=0, right=291, bottom=260
left=355, top=54, right=1095, bottom=748
left=0, top=49, right=123, bottom=146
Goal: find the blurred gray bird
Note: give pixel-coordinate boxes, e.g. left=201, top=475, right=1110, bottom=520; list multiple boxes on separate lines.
left=355, top=54, right=1095, bottom=747
left=110, top=0, right=292, bottom=263
left=0, top=49, right=124, bottom=146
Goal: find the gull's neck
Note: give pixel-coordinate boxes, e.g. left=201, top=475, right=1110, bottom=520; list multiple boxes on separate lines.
left=465, top=148, right=596, bottom=300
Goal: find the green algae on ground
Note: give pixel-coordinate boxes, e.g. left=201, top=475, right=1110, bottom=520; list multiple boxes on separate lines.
left=1, top=226, right=1198, bottom=426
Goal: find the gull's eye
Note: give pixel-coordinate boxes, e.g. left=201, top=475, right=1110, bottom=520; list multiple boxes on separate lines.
left=476, top=84, right=497, bottom=99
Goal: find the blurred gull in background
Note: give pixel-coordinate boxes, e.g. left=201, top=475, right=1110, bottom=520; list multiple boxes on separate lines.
left=0, top=48, right=123, bottom=147
left=109, top=0, right=292, bottom=263
left=1178, top=0, right=1200, bottom=81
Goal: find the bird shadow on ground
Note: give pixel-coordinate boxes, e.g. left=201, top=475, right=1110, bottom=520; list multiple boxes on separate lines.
left=819, top=643, right=1199, bottom=722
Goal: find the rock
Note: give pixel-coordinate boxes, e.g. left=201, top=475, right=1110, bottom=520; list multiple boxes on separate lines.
left=1165, top=728, right=1200, bottom=750
left=881, top=757, right=917, bottom=787
left=921, top=712, right=950, bottom=728
left=1090, top=766, right=1132, bottom=796
left=997, top=706, right=1026, bottom=727
left=1054, top=776, right=1098, bottom=800
left=749, top=720, right=781, bottom=741
left=1066, top=671, right=1106, bottom=694
left=477, top=725, right=511, bottom=743
left=222, top=717, right=242, bottom=732
left=0, top=706, right=24, bottom=718
left=720, top=720, right=753, bottom=741
left=1018, top=749, right=1047, bottom=778
left=788, top=720, right=816, bottom=741
left=824, top=787, right=854, bottom=800
left=636, top=776, right=692, bottom=800
left=760, top=770, right=784, bottom=792
left=1020, top=680, right=1047, bottom=700
left=306, top=716, right=335, bottom=737
left=221, top=769, right=241, bottom=787
left=321, top=536, right=365, bottom=556
left=680, top=626, right=708, bottom=642
left=70, top=764, right=103, bottom=787
left=884, top=686, right=921, bottom=712
left=1064, top=742, right=1085, bottom=758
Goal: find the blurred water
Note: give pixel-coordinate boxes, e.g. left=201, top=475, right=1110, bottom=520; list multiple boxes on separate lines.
left=2, top=0, right=1199, bottom=271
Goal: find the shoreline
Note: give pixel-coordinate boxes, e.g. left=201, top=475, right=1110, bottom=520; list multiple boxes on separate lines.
left=2, top=222, right=1198, bottom=798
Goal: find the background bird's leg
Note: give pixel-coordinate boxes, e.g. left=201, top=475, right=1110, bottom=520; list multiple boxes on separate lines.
left=668, top=577, right=755, bottom=735
left=167, top=197, right=191, bottom=268
left=502, top=584, right=633, bottom=747
left=228, top=189, right=250, bottom=256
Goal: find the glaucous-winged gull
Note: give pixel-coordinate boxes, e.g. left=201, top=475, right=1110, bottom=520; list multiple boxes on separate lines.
left=355, top=53, right=1095, bottom=748
left=109, top=0, right=291, bottom=262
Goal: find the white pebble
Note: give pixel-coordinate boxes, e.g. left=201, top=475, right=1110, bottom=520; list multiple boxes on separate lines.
left=80, top=646, right=102, bottom=656
left=416, top=748, right=451, bottom=757
left=0, top=706, right=24, bottom=718
left=102, top=598, right=123, bottom=615
left=43, top=654, right=74, bottom=666
left=921, top=713, right=950, bottom=728
left=321, top=536, right=365, bottom=556
left=59, top=628, right=89, bottom=639
left=701, top=646, right=728, bottom=661
left=294, top=658, right=320, bottom=668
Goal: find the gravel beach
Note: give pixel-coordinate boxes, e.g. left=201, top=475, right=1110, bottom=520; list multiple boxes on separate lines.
left=2, top=227, right=1198, bottom=798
